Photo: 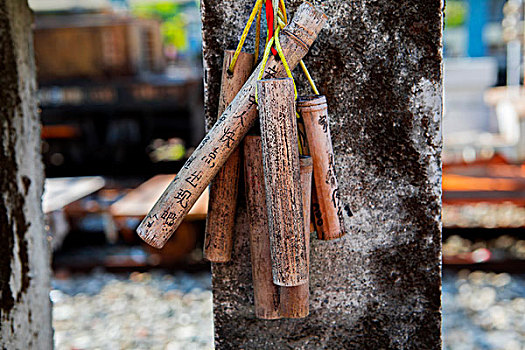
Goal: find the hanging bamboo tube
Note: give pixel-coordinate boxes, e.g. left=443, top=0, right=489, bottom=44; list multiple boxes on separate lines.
left=204, top=51, right=254, bottom=263
left=280, top=156, right=312, bottom=318
left=258, top=78, right=307, bottom=287
left=136, top=2, right=327, bottom=249
left=297, top=114, right=316, bottom=234
left=297, top=95, right=345, bottom=240
left=244, top=135, right=281, bottom=319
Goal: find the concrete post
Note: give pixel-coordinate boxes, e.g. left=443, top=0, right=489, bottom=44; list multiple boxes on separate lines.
left=201, top=0, right=443, bottom=348
left=0, top=0, right=52, bottom=348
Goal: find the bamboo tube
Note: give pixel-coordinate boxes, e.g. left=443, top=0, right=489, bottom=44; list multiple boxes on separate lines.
left=258, top=78, right=307, bottom=287
left=280, top=156, right=312, bottom=318
left=204, top=51, right=254, bottom=263
left=136, top=2, right=327, bottom=248
left=297, top=95, right=345, bottom=240
left=244, top=135, right=281, bottom=320
left=297, top=114, right=316, bottom=234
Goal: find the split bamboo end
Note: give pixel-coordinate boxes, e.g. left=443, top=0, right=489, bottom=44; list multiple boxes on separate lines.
left=136, top=227, right=166, bottom=249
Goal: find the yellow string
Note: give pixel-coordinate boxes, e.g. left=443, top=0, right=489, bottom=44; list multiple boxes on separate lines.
left=255, top=35, right=276, bottom=104
left=227, top=0, right=314, bottom=154
left=273, top=27, right=297, bottom=99
left=277, top=9, right=286, bottom=23
left=254, top=27, right=297, bottom=103
left=277, top=16, right=286, bottom=28
left=272, top=0, right=279, bottom=32
left=299, top=60, right=320, bottom=95
left=257, top=37, right=275, bottom=81
left=279, top=0, right=288, bottom=23
left=254, top=4, right=262, bottom=65
left=229, top=0, right=264, bottom=73
left=278, top=4, right=320, bottom=96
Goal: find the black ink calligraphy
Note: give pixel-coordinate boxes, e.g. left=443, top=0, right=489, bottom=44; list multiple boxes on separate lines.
left=265, top=66, right=279, bottom=79
left=161, top=210, right=176, bottom=226
left=185, top=170, right=203, bottom=188
left=325, top=154, right=337, bottom=187
left=318, top=114, right=328, bottom=133
left=175, top=189, right=192, bottom=208
left=201, top=147, right=219, bottom=168
left=219, top=127, right=235, bottom=149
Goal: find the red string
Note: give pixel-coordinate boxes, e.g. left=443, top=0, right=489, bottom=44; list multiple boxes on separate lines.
left=265, top=0, right=278, bottom=56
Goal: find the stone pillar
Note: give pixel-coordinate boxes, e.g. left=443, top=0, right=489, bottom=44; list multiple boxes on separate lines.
left=0, top=0, right=53, bottom=348
left=201, top=0, right=443, bottom=348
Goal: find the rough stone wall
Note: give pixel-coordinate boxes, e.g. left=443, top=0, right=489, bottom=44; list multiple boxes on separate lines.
left=201, top=0, right=443, bottom=348
left=0, top=0, right=53, bottom=348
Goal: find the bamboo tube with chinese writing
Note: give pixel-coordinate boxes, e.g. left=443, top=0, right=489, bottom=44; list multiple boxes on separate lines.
left=136, top=2, right=327, bottom=249
left=258, top=78, right=307, bottom=287
left=204, top=51, right=253, bottom=262
left=280, top=156, right=312, bottom=318
left=244, top=135, right=281, bottom=319
left=297, top=95, right=345, bottom=240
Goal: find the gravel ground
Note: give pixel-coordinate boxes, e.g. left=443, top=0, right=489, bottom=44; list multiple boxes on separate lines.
left=443, top=270, right=525, bottom=350
left=52, top=269, right=525, bottom=349
left=51, top=270, right=214, bottom=350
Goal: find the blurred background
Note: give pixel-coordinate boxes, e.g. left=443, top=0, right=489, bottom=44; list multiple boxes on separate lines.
left=442, top=1, right=525, bottom=349
left=31, top=0, right=525, bottom=349
left=32, top=1, right=213, bottom=348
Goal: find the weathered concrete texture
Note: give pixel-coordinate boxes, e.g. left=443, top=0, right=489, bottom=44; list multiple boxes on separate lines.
left=202, top=0, right=443, bottom=348
left=0, top=0, right=53, bottom=348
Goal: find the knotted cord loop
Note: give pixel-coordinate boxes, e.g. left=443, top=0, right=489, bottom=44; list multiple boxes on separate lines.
left=255, top=26, right=298, bottom=103
left=230, top=0, right=320, bottom=105
left=273, top=27, right=297, bottom=98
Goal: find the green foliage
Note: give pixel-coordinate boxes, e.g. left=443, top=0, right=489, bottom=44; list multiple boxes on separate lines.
left=131, top=1, right=188, bottom=51
left=445, top=1, right=467, bottom=28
